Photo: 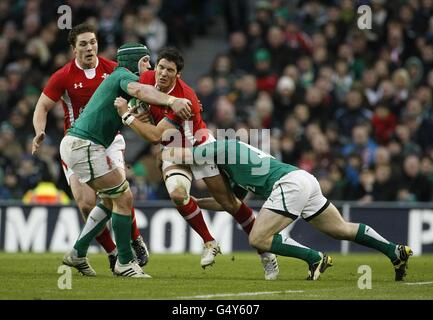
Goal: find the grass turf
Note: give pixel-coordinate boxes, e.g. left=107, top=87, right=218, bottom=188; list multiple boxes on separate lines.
left=0, top=252, right=432, bottom=300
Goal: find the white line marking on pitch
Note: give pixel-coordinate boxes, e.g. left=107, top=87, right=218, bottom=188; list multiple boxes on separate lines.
left=405, top=281, right=433, bottom=285
left=176, top=290, right=304, bottom=299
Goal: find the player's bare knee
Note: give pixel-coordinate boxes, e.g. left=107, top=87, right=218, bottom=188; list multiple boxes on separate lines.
left=170, top=187, right=189, bottom=206
left=114, top=189, right=133, bottom=212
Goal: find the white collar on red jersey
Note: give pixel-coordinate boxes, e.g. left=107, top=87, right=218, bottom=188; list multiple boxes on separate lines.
left=155, top=81, right=176, bottom=95
left=75, top=57, right=99, bottom=79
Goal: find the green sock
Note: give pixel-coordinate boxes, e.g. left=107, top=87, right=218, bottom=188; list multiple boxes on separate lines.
left=112, top=212, right=134, bottom=264
left=270, top=234, right=322, bottom=265
left=74, top=203, right=111, bottom=257
left=354, top=224, right=398, bottom=261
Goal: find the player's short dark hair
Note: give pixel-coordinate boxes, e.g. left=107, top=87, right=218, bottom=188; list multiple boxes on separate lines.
left=68, top=23, right=97, bottom=47
left=157, top=47, right=184, bottom=73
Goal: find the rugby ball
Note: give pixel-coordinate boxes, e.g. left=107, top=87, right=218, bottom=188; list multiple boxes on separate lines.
left=128, top=97, right=149, bottom=114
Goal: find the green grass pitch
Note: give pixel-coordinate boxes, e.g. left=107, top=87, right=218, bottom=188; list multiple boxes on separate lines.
left=0, top=252, right=432, bottom=300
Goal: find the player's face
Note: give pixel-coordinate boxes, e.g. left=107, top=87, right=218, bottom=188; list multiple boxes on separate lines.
left=73, top=32, right=98, bottom=69
left=155, top=58, right=179, bottom=92
left=138, top=55, right=151, bottom=75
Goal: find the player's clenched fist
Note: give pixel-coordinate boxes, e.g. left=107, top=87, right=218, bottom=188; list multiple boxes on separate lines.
left=169, top=97, right=192, bottom=120
left=114, top=96, right=128, bottom=116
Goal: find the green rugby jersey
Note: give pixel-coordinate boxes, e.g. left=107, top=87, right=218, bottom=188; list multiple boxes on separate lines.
left=67, top=67, right=138, bottom=147
left=193, top=139, right=299, bottom=197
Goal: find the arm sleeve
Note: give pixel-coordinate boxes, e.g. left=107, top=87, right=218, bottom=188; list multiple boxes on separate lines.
left=43, top=70, right=65, bottom=102
left=119, top=71, right=139, bottom=93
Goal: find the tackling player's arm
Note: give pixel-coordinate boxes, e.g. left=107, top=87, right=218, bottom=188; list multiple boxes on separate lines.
left=114, top=96, right=176, bottom=144
left=126, top=81, right=192, bottom=120
left=193, top=182, right=249, bottom=211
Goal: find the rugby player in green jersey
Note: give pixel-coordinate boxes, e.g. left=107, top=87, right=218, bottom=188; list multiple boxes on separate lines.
left=59, top=43, right=192, bottom=278
left=163, top=139, right=413, bottom=281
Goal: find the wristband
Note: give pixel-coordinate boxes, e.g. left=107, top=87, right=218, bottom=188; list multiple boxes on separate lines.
left=121, top=112, right=135, bottom=126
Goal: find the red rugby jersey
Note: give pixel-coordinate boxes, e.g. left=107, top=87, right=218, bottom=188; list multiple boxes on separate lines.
left=43, top=56, right=117, bottom=133
left=139, top=70, right=208, bottom=147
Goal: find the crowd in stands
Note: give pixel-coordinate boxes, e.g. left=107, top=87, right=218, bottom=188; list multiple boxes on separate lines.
left=1, top=0, right=433, bottom=203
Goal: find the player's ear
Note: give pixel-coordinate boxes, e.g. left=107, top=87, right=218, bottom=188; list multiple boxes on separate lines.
left=176, top=72, right=181, bottom=78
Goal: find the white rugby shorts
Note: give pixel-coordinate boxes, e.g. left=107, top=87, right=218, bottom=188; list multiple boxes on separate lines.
left=263, top=169, right=330, bottom=221
left=161, top=133, right=220, bottom=180
left=60, top=134, right=125, bottom=184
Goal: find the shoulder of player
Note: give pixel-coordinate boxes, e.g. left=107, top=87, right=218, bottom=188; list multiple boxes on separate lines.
left=176, top=78, right=198, bottom=100
left=113, top=66, right=137, bottom=78
left=97, top=56, right=118, bottom=70
left=139, top=70, right=156, bottom=84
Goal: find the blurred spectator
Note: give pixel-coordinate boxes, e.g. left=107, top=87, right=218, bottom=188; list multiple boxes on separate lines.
left=253, top=48, right=278, bottom=93
left=253, top=91, right=274, bottom=129
left=351, top=168, right=375, bottom=203
left=335, top=90, right=372, bottom=138
left=296, top=55, right=315, bottom=89
left=394, top=124, right=422, bottom=156
left=332, top=59, right=353, bottom=104
left=221, top=0, right=249, bottom=35
left=266, top=25, right=294, bottom=73
left=246, top=20, right=264, bottom=53
left=209, top=53, right=237, bottom=94
left=371, top=104, right=397, bottom=145
left=396, top=154, right=432, bottom=201
left=372, top=164, right=397, bottom=201
left=342, top=124, right=378, bottom=168
left=362, top=68, right=380, bottom=107
left=272, top=75, right=296, bottom=127
left=212, top=96, right=237, bottom=129
left=285, top=15, right=313, bottom=55
left=421, top=155, right=433, bottom=186
left=305, top=86, right=332, bottom=129
left=226, top=31, right=254, bottom=73
left=136, top=5, right=167, bottom=61
left=0, top=122, right=23, bottom=167
left=405, top=56, right=424, bottom=89
left=196, top=75, right=218, bottom=123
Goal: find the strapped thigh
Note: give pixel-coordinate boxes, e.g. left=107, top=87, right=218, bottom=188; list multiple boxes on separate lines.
left=164, top=166, right=193, bottom=195
left=97, top=180, right=130, bottom=199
